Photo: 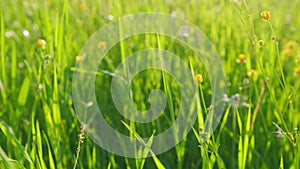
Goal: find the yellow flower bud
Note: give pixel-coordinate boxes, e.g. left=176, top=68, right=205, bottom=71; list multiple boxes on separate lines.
left=261, top=11, right=271, bottom=21
left=236, top=54, right=246, bottom=63
left=195, top=74, right=203, bottom=83
left=36, top=38, right=46, bottom=49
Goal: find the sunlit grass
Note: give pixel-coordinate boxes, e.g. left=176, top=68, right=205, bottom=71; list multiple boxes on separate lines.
left=0, top=0, right=300, bottom=168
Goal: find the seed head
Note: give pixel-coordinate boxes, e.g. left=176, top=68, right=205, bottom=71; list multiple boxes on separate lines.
left=258, top=40, right=264, bottom=48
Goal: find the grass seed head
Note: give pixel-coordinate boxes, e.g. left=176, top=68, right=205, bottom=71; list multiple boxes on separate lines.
left=258, top=40, right=264, bottom=48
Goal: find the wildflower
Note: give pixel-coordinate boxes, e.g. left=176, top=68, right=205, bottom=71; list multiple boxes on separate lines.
left=36, top=38, right=46, bottom=49
left=38, top=84, right=43, bottom=90
left=85, top=101, right=93, bottom=107
left=222, top=94, right=230, bottom=103
left=296, top=56, right=300, bottom=64
left=222, top=93, right=250, bottom=108
left=243, top=78, right=249, bottom=85
left=282, top=48, right=291, bottom=56
left=98, top=41, right=107, bottom=49
left=107, top=14, right=114, bottom=21
left=79, top=3, right=86, bottom=10
left=247, top=69, right=257, bottom=77
left=76, top=55, right=85, bottom=62
left=195, top=74, right=203, bottom=83
left=22, top=30, right=30, bottom=37
left=18, top=62, right=24, bottom=68
left=241, top=102, right=250, bottom=108
left=261, top=10, right=271, bottom=21
left=236, top=54, right=246, bottom=63
left=231, top=93, right=240, bottom=104
left=284, top=41, right=298, bottom=50
left=282, top=41, right=299, bottom=56
left=5, top=30, right=15, bottom=38
left=294, top=68, right=300, bottom=76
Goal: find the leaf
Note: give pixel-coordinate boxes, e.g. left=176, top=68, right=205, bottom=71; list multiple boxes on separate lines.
left=0, top=121, right=33, bottom=165
left=17, top=76, right=31, bottom=106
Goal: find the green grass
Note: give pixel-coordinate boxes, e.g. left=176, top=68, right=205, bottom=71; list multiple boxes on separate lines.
left=1, top=0, right=300, bottom=168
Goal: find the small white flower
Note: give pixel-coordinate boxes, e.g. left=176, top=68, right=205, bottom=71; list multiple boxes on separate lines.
left=107, top=15, right=114, bottom=21
left=22, top=30, right=30, bottom=37
left=38, top=84, right=43, bottom=90
left=86, top=101, right=93, bottom=107
left=5, top=30, right=15, bottom=38
left=18, top=62, right=24, bottom=68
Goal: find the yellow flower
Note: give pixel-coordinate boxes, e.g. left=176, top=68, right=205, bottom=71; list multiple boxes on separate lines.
left=261, top=10, right=271, bottom=21
left=76, top=55, right=85, bottom=62
left=236, top=54, right=246, bottom=63
left=98, top=41, right=107, bottom=49
left=195, top=74, right=203, bottom=83
left=80, top=3, right=86, bottom=10
left=282, top=41, right=299, bottom=57
left=294, top=68, right=300, bottom=76
left=296, top=56, right=300, bottom=64
left=36, top=38, right=46, bottom=49
left=247, top=69, right=257, bottom=77
left=282, top=48, right=291, bottom=56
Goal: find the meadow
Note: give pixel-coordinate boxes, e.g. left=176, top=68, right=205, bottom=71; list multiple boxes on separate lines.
left=0, top=0, right=300, bottom=168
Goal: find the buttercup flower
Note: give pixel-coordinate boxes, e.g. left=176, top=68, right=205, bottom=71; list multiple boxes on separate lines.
left=247, top=69, right=257, bottom=77
left=195, top=74, right=203, bottom=83
left=76, top=55, right=85, bottom=62
left=296, top=56, right=300, bottom=64
left=36, top=38, right=46, bottom=49
left=261, top=10, right=271, bottom=21
left=236, top=54, right=246, bottom=63
left=294, top=68, right=300, bottom=76
left=80, top=3, right=86, bottom=10
left=282, top=48, right=292, bottom=56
